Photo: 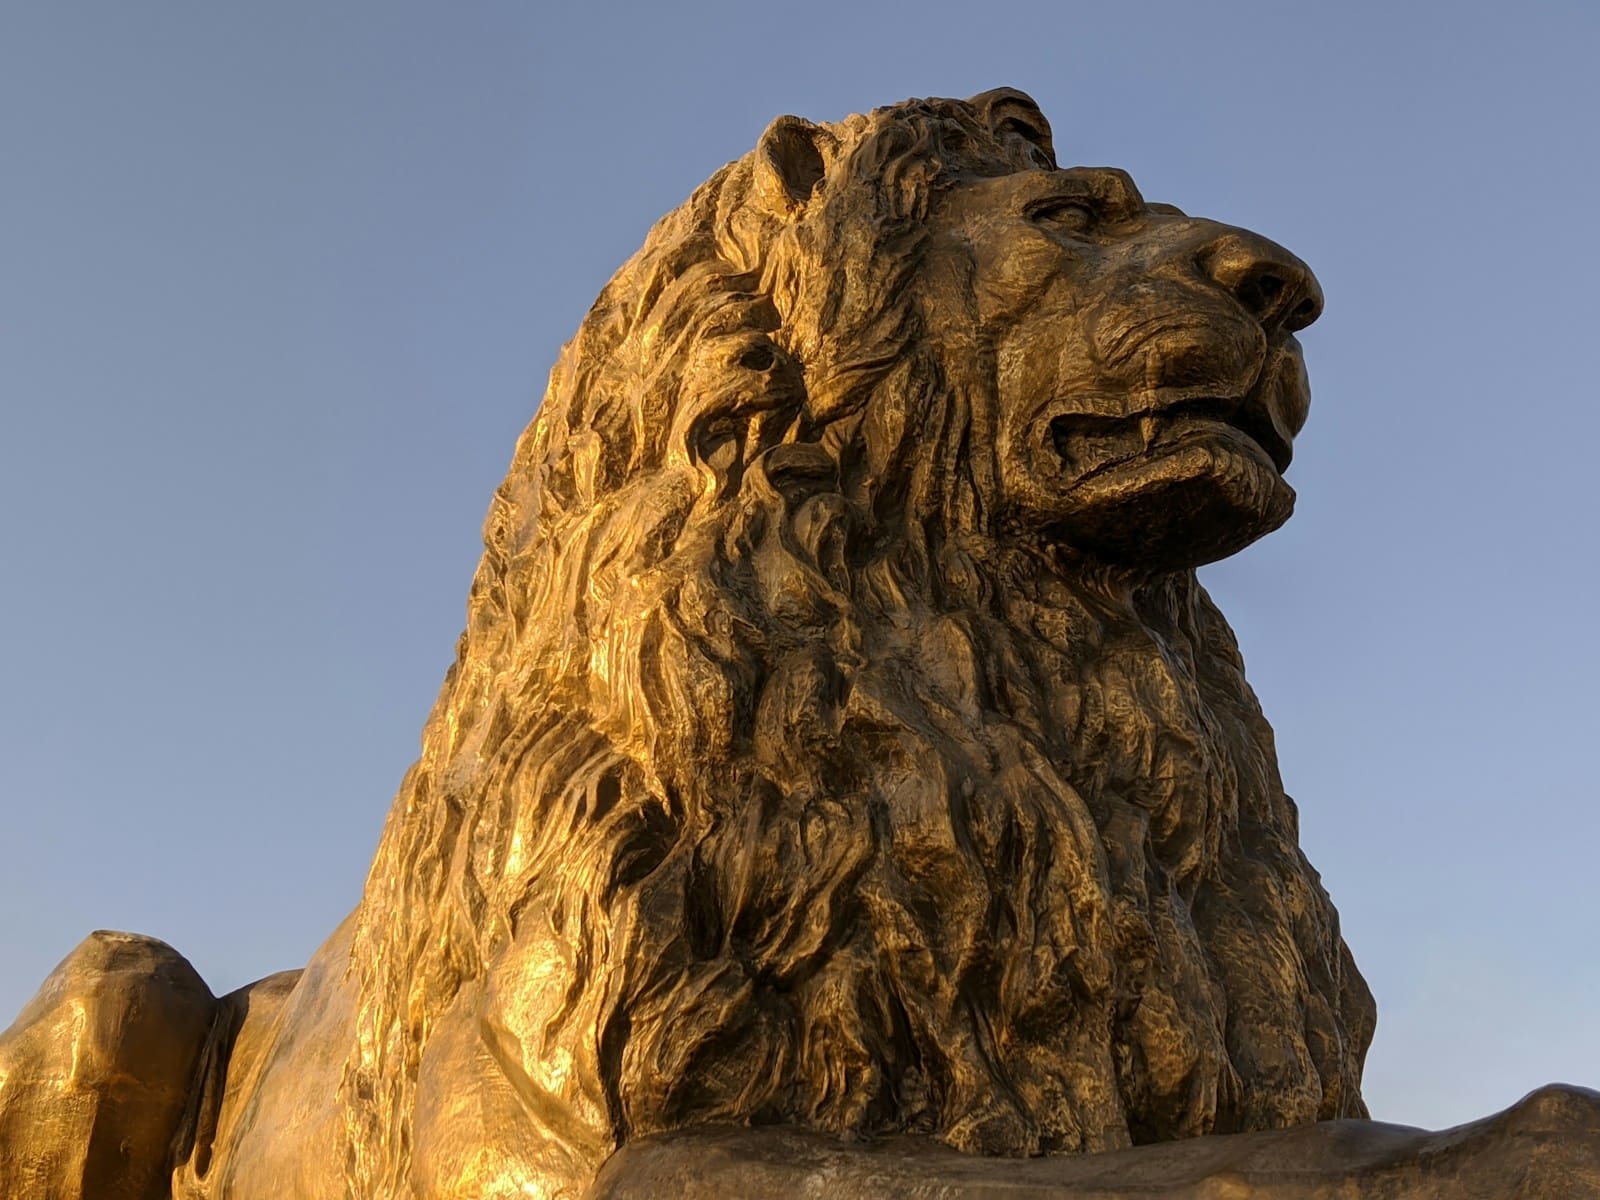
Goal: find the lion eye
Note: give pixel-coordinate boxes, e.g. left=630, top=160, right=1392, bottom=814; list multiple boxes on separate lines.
left=1029, top=198, right=1098, bottom=234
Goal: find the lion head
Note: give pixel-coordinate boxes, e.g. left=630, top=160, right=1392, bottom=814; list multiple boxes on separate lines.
left=338, top=89, right=1374, bottom=1197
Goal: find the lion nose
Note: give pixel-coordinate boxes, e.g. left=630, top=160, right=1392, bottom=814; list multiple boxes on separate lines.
left=1198, top=229, right=1323, bottom=334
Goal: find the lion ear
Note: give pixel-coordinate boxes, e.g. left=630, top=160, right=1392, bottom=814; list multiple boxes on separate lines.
left=755, top=115, right=838, bottom=216
left=971, top=87, right=1057, bottom=168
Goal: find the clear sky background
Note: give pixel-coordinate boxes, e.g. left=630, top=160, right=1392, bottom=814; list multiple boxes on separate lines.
left=2, top=2, right=1596, bottom=1134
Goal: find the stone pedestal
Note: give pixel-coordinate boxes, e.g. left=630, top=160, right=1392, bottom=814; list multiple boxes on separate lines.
left=593, top=1086, right=1600, bottom=1199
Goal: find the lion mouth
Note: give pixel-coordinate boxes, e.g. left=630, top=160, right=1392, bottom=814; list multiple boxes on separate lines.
left=1049, top=395, right=1291, bottom=486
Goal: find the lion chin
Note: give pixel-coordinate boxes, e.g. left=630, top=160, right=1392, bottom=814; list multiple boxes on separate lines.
left=19, top=88, right=1370, bottom=1200
left=1046, top=406, right=1297, bottom=569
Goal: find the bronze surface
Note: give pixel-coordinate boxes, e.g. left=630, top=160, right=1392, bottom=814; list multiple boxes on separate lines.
left=0, top=89, right=1590, bottom=1199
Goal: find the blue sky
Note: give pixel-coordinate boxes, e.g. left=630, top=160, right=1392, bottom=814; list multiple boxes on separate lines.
left=2, top=3, right=1596, bottom=1132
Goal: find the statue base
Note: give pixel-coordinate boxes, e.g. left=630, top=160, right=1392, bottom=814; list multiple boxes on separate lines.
left=593, top=1086, right=1600, bottom=1199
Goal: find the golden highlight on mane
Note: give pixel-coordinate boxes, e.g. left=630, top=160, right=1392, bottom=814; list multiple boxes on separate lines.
left=339, top=91, right=1374, bottom=1196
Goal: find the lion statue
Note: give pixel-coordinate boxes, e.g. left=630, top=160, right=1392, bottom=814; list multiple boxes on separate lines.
left=0, top=89, right=1381, bottom=1199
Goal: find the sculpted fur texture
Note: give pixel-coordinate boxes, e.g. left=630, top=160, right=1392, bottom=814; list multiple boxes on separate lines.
left=333, top=89, right=1374, bottom=1196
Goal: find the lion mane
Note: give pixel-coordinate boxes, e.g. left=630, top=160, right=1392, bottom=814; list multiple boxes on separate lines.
left=339, top=90, right=1374, bottom=1195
